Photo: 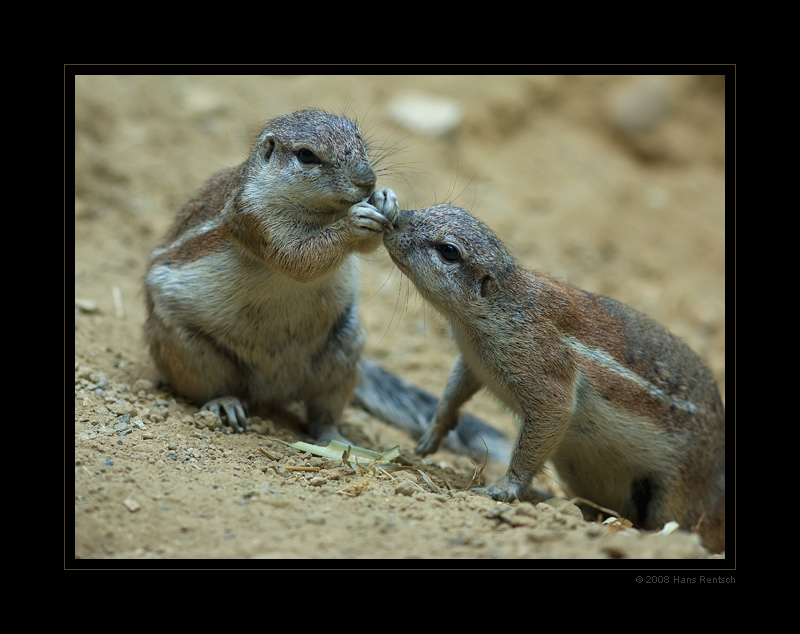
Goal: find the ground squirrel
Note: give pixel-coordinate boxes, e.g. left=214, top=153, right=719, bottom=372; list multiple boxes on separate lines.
left=384, top=204, right=726, bottom=553
left=144, top=110, right=509, bottom=459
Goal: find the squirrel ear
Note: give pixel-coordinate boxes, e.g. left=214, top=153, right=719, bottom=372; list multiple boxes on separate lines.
left=260, top=133, right=276, bottom=161
left=480, top=275, right=497, bottom=298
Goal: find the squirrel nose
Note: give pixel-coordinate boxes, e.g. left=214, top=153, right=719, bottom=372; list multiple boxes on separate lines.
left=393, top=208, right=411, bottom=231
left=352, top=165, right=376, bottom=189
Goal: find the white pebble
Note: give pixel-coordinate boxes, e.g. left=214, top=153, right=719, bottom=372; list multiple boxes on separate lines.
left=386, top=93, right=462, bottom=137
left=123, top=497, right=141, bottom=512
left=608, top=75, right=673, bottom=133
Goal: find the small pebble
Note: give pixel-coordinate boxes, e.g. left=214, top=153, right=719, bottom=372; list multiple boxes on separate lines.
left=123, top=497, right=141, bottom=512
left=395, top=481, right=418, bottom=497
left=75, top=298, right=100, bottom=313
left=193, top=410, right=221, bottom=430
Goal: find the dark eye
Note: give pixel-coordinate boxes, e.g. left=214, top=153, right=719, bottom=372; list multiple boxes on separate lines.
left=436, top=244, right=461, bottom=263
left=296, top=148, right=321, bottom=164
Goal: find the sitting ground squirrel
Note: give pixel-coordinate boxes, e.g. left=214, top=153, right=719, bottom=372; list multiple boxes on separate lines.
left=384, top=204, right=726, bottom=553
left=144, top=110, right=509, bottom=459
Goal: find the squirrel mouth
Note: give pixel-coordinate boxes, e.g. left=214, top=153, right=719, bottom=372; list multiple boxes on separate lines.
left=387, top=252, right=411, bottom=275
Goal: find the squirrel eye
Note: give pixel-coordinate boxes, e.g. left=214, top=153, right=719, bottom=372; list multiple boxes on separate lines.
left=296, top=148, right=321, bottom=164
left=436, top=244, right=461, bottom=264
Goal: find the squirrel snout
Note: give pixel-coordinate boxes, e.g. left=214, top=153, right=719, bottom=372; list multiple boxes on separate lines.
left=352, top=164, right=377, bottom=190
left=393, top=208, right=411, bottom=231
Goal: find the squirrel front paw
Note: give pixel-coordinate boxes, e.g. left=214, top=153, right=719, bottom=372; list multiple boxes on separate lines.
left=368, top=188, right=399, bottom=225
left=349, top=201, right=393, bottom=235
left=415, top=421, right=445, bottom=456
left=471, top=476, right=530, bottom=503
left=348, top=188, right=398, bottom=252
left=349, top=188, right=397, bottom=239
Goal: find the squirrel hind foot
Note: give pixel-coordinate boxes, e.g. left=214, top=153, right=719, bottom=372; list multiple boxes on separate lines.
left=202, top=396, right=249, bottom=433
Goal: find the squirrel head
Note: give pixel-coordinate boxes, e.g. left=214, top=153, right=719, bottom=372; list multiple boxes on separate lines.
left=385, top=205, right=517, bottom=323
left=243, top=110, right=377, bottom=215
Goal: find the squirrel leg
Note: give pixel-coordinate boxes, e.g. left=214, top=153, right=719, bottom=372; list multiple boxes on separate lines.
left=416, top=355, right=482, bottom=455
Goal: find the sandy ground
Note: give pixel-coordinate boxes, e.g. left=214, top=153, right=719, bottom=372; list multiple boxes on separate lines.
left=72, top=73, right=730, bottom=567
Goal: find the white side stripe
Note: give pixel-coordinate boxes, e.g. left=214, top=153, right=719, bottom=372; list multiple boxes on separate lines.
left=563, top=335, right=698, bottom=414
left=150, top=218, right=222, bottom=261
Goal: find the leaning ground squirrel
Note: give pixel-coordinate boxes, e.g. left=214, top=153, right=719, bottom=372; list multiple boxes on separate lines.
left=144, top=110, right=509, bottom=459
left=384, top=204, right=725, bottom=553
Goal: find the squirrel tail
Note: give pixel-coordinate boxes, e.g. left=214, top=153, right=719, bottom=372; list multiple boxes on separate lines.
left=351, top=358, right=511, bottom=464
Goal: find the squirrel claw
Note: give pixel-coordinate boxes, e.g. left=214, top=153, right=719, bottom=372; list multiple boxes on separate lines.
left=415, top=425, right=444, bottom=456
left=368, top=188, right=399, bottom=225
left=350, top=201, right=394, bottom=234
left=202, top=396, right=248, bottom=433
left=471, top=476, right=525, bottom=503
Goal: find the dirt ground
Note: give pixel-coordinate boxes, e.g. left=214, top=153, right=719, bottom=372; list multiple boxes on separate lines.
left=72, top=73, right=730, bottom=566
